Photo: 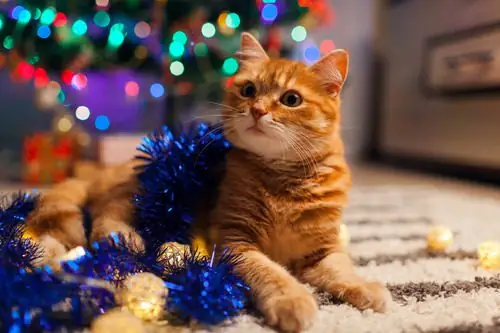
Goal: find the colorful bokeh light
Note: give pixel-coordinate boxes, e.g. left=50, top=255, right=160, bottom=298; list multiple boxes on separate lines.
left=226, top=13, right=241, bottom=29
left=11, top=6, right=25, bottom=20
left=169, top=41, right=185, bottom=58
left=18, top=9, right=31, bottom=24
left=53, top=12, right=67, bottom=27
left=150, top=83, right=165, bottom=98
left=222, top=57, right=239, bottom=76
left=37, top=25, right=51, bottom=39
left=94, top=11, right=110, bottom=27
left=291, top=25, right=307, bottom=42
left=320, top=39, right=336, bottom=54
left=305, top=46, right=320, bottom=62
left=71, top=73, right=88, bottom=90
left=72, top=20, right=87, bottom=36
left=3, top=36, right=13, bottom=50
left=201, top=22, right=216, bottom=38
left=125, top=81, right=140, bottom=97
left=95, top=115, right=110, bottom=131
left=261, top=4, right=278, bottom=22
left=134, top=21, right=151, bottom=39
left=40, top=7, right=56, bottom=25
left=75, top=106, right=91, bottom=121
left=170, top=61, right=184, bottom=76
left=173, top=30, right=188, bottom=44
left=194, top=42, right=208, bottom=57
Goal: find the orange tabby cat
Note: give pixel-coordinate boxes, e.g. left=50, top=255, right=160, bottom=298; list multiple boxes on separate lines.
left=26, top=33, right=391, bottom=332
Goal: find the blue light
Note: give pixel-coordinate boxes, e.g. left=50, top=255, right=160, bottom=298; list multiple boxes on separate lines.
left=150, top=83, right=165, bottom=98
left=95, top=115, right=110, bottom=131
left=305, top=47, right=320, bottom=62
left=261, top=4, right=278, bottom=22
left=37, top=25, right=51, bottom=39
left=11, top=6, right=25, bottom=20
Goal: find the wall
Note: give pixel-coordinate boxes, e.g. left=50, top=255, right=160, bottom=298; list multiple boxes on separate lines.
left=379, top=0, right=500, bottom=168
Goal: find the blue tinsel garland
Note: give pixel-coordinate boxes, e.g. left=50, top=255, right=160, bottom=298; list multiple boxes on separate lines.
left=0, top=123, right=249, bottom=332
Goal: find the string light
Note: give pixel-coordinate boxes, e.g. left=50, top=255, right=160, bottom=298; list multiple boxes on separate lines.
left=168, top=41, right=185, bottom=58
left=40, top=7, right=56, bottom=25
left=95, top=115, right=110, bottom=131
left=170, top=61, right=184, bottom=76
left=75, top=106, right=91, bottom=120
left=304, top=46, right=320, bottom=62
left=37, top=25, right=51, bottom=39
left=53, top=12, right=67, bottom=27
left=261, top=4, right=278, bottom=22
left=125, top=81, right=140, bottom=97
left=94, top=11, right=110, bottom=28
left=222, top=57, right=238, bottom=76
left=320, top=39, right=336, bottom=54
left=291, top=25, right=307, bottom=42
left=11, top=6, right=25, bottom=20
left=226, top=13, right=241, bottom=29
left=96, top=0, right=109, bottom=7
left=134, top=21, right=151, bottom=39
left=61, top=70, right=74, bottom=85
left=3, top=36, right=13, bottom=50
left=150, top=83, right=165, bottom=98
left=16, top=62, right=34, bottom=80
left=18, top=9, right=31, bottom=24
left=201, top=22, right=216, bottom=38
left=72, top=20, right=88, bottom=36
left=71, top=73, right=88, bottom=90
left=34, top=68, right=49, bottom=88
left=134, top=45, right=148, bottom=60
left=33, top=9, right=41, bottom=20
left=108, top=24, right=125, bottom=48
left=194, top=42, right=208, bottom=57
left=57, top=115, right=73, bottom=133
left=58, top=90, right=66, bottom=103
left=173, top=31, right=188, bottom=44
left=0, top=16, right=4, bottom=31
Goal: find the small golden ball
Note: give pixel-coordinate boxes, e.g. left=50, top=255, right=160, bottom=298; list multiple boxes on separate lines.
left=338, top=224, right=350, bottom=249
left=22, top=228, right=37, bottom=241
left=427, top=226, right=453, bottom=253
left=91, top=309, right=146, bottom=333
left=477, top=241, right=500, bottom=270
left=158, top=242, right=191, bottom=265
left=119, top=273, right=168, bottom=321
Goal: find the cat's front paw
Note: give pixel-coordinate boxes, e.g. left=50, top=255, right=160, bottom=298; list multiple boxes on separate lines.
left=91, top=225, right=145, bottom=252
left=260, top=287, right=318, bottom=332
left=345, top=281, right=392, bottom=313
left=34, top=234, right=67, bottom=267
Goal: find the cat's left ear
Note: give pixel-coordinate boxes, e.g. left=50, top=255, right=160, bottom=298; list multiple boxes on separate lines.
left=310, top=49, right=349, bottom=96
left=236, top=32, right=269, bottom=63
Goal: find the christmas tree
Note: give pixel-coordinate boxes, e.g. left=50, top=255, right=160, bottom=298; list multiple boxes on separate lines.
left=0, top=0, right=334, bottom=128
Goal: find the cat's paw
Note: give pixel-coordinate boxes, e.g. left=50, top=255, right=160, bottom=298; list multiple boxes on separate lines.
left=345, top=281, right=392, bottom=313
left=260, top=287, right=318, bottom=332
left=34, top=234, right=67, bottom=267
left=92, top=227, right=145, bottom=252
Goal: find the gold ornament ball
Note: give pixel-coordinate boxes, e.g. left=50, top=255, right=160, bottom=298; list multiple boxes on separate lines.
left=91, top=309, right=146, bottom=333
left=427, top=226, right=453, bottom=252
left=158, top=242, right=191, bottom=265
left=119, top=273, right=168, bottom=321
left=477, top=241, right=500, bottom=270
left=339, top=224, right=350, bottom=249
left=22, top=228, right=37, bottom=241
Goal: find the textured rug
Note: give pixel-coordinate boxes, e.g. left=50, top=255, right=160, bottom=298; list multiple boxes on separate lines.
left=186, top=185, right=500, bottom=333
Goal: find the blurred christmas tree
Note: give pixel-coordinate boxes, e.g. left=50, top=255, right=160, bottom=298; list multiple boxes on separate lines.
left=0, top=0, right=335, bottom=129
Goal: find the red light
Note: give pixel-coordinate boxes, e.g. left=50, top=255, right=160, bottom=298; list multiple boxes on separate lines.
left=125, top=81, right=139, bottom=97
left=16, top=62, right=34, bottom=81
left=298, top=0, right=313, bottom=7
left=34, top=68, right=49, bottom=88
left=61, top=70, right=74, bottom=85
left=71, top=73, right=88, bottom=90
left=320, top=40, right=336, bottom=54
left=225, top=76, right=235, bottom=88
left=53, top=12, right=67, bottom=27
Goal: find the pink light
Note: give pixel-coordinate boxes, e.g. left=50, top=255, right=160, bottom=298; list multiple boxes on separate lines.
left=71, top=73, right=88, bottom=90
left=53, top=12, right=67, bottom=27
left=125, top=81, right=139, bottom=97
left=320, top=40, right=336, bottom=54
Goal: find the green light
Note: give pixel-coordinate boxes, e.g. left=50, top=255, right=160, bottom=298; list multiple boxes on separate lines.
left=194, top=42, right=208, bottom=57
left=222, top=57, right=239, bottom=75
left=72, top=20, right=87, bottom=36
left=170, top=61, right=184, bottom=76
left=291, top=25, right=307, bottom=42
left=169, top=41, right=185, bottom=58
left=40, top=7, right=56, bottom=25
left=172, top=31, right=188, bottom=45
left=34, top=9, right=41, bottom=20
left=94, top=11, right=110, bottom=27
left=263, top=0, right=276, bottom=2
left=28, top=55, right=39, bottom=64
left=226, top=13, right=240, bottom=29
left=18, top=10, right=31, bottom=24
left=3, top=36, right=13, bottom=50
left=201, top=22, right=216, bottom=38
left=108, top=24, right=125, bottom=47
left=58, top=90, right=66, bottom=103
left=0, top=16, right=4, bottom=31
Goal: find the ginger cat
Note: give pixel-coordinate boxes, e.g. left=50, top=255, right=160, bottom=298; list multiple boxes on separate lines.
left=27, top=33, right=391, bottom=332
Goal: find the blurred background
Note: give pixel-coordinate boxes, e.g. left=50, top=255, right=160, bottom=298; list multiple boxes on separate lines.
left=1, top=0, right=500, bottom=187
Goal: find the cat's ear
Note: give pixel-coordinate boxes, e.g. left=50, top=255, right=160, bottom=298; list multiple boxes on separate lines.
left=310, top=49, right=349, bottom=96
left=236, top=32, right=269, bottom=63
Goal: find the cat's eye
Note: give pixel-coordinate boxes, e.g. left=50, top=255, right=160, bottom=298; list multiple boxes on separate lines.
left=240, top=82, right=257, bottom=98
left=280, top=90, right=303, bottom=107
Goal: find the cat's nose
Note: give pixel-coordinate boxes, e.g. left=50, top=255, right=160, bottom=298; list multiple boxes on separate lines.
left=250, top=102, right=267, bottom=120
